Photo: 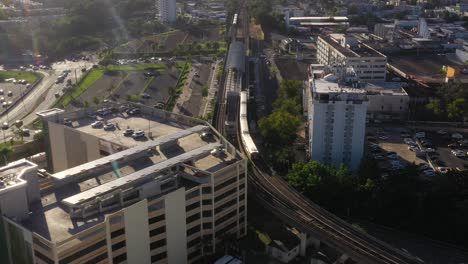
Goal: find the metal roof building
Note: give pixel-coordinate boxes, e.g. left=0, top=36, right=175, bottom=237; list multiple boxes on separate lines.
left=226, top=41, right=245, bottom=72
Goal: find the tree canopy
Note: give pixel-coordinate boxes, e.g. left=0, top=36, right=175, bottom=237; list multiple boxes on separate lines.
left=259, top=79, right=303, bottom=172
left=289, top=157, right=468, bottom=247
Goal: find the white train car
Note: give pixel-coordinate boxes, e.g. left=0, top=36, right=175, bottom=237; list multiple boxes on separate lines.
left=239, top=91, right=259, bottom=159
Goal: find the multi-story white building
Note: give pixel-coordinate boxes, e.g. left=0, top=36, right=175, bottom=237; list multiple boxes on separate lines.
left=305, top=65, right=368, bottom=170
left=0, top=105, right=247, bottom=264
left=158, top=0, right=176, bottom=23
left=317, top=34, right=387, bottom=81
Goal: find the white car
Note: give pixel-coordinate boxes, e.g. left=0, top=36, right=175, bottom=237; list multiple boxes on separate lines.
left=426, top=148, right=435, bottom=153
left=404, top=138, right=415, bottom=144
left=103, top=123, right=115, bottom=130
left=408, top=146, right=419, bottom=152
left=378, top=135, right=389, bottom=140
left=132, top=130, right=145, bottom=138
left=91, top=121, right=103, bottom=128
left=437, top=167, right=449, bottom=174
left=451, top=150, right=465, bottom=157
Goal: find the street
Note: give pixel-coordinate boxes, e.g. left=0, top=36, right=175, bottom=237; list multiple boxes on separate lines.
left=0, top=59, right=95, bottom=139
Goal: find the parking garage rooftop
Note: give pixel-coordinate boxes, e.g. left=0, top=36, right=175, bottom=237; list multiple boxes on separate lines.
left=26, top=106, right=242, bottom=242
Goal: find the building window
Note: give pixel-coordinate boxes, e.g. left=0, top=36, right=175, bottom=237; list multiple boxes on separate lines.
left=187, top=213, right=201, bottom=224
left=187, top=237, right=201, bottom=248
left=150, top=239, right=166, bottom=250
left=112, top=240, right=126, bottom=251
left=187, top=225, right=201, bottom=236
left=202, top=187, right=212, bottom=194
left=186, top=202, right=200, bottom=212
left=149, top=214, right=165, bottom=225
left=202, top=199, right=212, bottom=205
left=111, top=228, right=125, bottom=239
left=149, top=226, right=166, bottom=237
left=215, top=177, right=237, bottom=192
left=151, top=252, right=167, bottom=263
left=203, top=222, right=212, bottom=229
left=186, top=189, right=199, bottom=200
left=58, top=240, right=106, bottom=264
left=202, top=210, right=212, bottom=218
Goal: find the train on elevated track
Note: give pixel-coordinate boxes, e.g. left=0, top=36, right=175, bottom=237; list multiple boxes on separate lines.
left=239, top=91, right=259, bottom=159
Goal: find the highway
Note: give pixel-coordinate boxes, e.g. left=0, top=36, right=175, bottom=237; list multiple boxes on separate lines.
left=213, top=2, right=424, bottom=263
left=0, top=59, right=93, bottom=138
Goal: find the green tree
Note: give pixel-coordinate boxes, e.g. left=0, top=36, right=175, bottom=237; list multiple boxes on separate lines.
left=0, top=144, right=12, bottom=165
left=259, top=111, right=300, bottom=148
left=447, top=98, right=467, bottom=120
left=426, top=99, right=442, bottom=116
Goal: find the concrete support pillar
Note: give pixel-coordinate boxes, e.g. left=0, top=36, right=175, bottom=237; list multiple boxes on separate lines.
left=300, top=232, right=307, bottom=257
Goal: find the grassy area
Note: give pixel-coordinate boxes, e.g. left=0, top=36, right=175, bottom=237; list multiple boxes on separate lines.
left=60, top=69, right=104, bottom=106
left=0, top=71, right=42, bottom=84
left=106, top=64, right=166, bottom=71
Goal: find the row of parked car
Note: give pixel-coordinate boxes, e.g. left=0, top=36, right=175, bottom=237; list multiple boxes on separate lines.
left=90, top=120, right=146, bottom=139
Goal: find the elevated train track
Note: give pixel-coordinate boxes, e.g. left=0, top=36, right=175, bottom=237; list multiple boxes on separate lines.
left=213, top=2, right=422, bottom=263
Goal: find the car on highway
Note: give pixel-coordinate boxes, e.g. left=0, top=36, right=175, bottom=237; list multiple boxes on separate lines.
left=91, top=121, right=103, bottom=128
left=7, top=91, right=12, bottom=97
left=131, top=130, right=145, bottom=138
left=103, top=123, right=115, bottom=131
left=21, top=129, right=30, bottom=136
left=123, top=129, right=134, bottom=136
left=7, top=101, right=12, bottom=106
left=2, top=102, right=7, bottom=108
left=2, top=122, right=8, bottom=130
left=378, top=135, right=389, bottom=140
left=141, top=93, right=151, bottom=99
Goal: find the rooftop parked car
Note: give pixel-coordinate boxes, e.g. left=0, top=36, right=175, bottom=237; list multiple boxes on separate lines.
left=91, top=121, right=103, bottom=128
left=123, top=129, right=134, bottom=136
left=103, top=123, right=115, bottom=131
left=132, top=130, right=145, bottom=138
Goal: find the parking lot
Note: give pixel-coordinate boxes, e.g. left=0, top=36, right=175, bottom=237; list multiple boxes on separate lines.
left=0, top=82, right=31, bottom=113
left=367, top=125, right=468, bottom=176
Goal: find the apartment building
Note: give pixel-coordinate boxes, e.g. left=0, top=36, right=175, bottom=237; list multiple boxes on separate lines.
left=158, top=0, right=176, bottom=23
left=317, top=34, right=387, bottom=81
left=305, top=65, right=368, bottom=170
left=0, top=105, right=247, bottom=264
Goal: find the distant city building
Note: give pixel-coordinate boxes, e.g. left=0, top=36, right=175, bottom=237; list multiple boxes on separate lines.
left=0, top=106, right=247, bottom=264
left=374, top=23, right=396, bottom=41
left=158, top=0, right=176, bottom=23
left=305, top=65, right=368, bottom=170
left=317, top=34, right=388, bottom=81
